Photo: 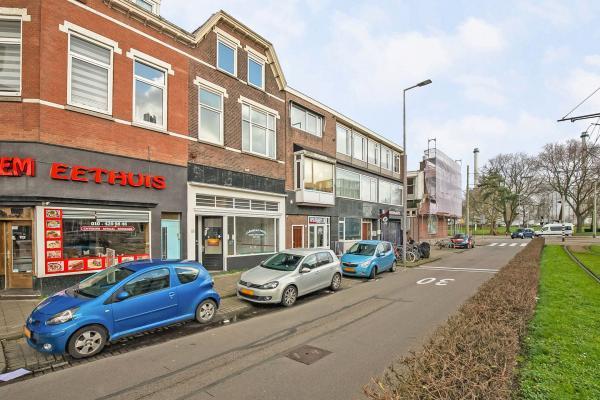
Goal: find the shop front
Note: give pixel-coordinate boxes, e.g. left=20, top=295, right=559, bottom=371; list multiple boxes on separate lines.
left=0, top=143, right=187, bottom=294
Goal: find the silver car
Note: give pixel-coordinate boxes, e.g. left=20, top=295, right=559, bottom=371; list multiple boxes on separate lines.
left=237, top=248, right=342, bottom=307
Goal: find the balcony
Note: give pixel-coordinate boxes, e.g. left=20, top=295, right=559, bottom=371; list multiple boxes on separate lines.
left=295, top=189, right=335, bottom=207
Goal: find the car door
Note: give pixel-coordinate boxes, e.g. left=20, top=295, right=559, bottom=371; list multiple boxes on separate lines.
left=314, top=252, right=335, bottom=290
left=110, top=267, right=178, bottom=336
left=382, top=242, right=394, bottom=270
left=295, top=254, right=320, bottom=295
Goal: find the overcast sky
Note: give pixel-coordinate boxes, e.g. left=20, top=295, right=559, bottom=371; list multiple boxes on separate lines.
left=163, top=0, right=600, bottom=182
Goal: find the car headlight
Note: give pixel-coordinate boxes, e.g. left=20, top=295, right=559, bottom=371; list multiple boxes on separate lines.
left=259, top=281, right=279, bottom=289
left=360, top=260, right=371, bottom=268
left=46, top=308, right=78, bottom=325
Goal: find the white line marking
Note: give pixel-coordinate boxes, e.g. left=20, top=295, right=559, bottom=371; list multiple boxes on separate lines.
left=510, top=243, right=517, bottom=247
left=418, top=267, right=498, bottom=273
left=498, top=243, right=507, bottom=247
left=417, top=266, right=499, bottom=273
left=489, top=243, right=498, bottom=246
left=520, top=243, right=527, bottom=247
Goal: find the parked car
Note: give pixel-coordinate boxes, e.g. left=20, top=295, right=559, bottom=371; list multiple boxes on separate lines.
left=511, top=228, right=535, bottom=239
left=450, top=234, right=475, bottom=249
left=24, top=260, right=220, bottom=359
left=534, top=223, right=574, bottom=237
left=237, top=249, right=342, bottom=307
left=340, top=240, right=397, bottom=279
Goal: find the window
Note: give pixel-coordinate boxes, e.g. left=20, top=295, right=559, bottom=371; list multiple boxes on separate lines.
left=361, top=175, right=378, bottom=202
left=133, top=60, right=166, bottom=128
left=336, top=124, right=352, bottom=155
left=68, top=34, right=112, bottom=114
left=303, top=158, right=334, bottom=193
left=353, top=133, right=366, bottom=161
left=234, top=217, right=276, bottom=255
left=217, top=37, right=236, bottom=76
left=242, top=103, right=276, bottom=158
left=247, top=55, right=264, bottom=89
left=381, top=147, right=392, bottom=170
left=392, top=183, right=402, bottom=205
left=176, top=267, right=199, bottom=284
left=0, top=19, right=21, bottom=96
left=407, top=177, right=415, bottom=195
left=291, top=103, right=323, bottom=137
left=133, top=0, right=158, bottom=13
left=302, top=254, right=318, bottom=269
left=339, top=217, right=361, bottom=241
left=393, top=153, right=401, bottom=173
left=379, top=180, right=402, bottom=205
left=198, top=86, right=223, bottom=144
left=368, top=140, right=380, bottom=166
left=317, top=252, right=334, bottom=266
left=336, top=168, right=360, bottom=199
left=122, top=268, right=170, bottom=298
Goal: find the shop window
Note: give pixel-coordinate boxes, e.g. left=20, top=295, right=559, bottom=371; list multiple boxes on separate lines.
left=0, top=19, right=21, bottom=96
left=247, top=54, right=264, bottom=89
left=336, top=167, right=360, bottom=199
left=339, top=217, right=361, bottom=241
left=242, top=103, right=276, bottom=159
left=68, top=34, right=113, bottom=114
left=133, top=59, right=167, bottom=129
left=198, top=86, right=223, bottom=144
left=336, top=124, right=352, bottom=155
left=302, top=157, right=334, bottom=193
left=235, top=217, right=276, bottom=255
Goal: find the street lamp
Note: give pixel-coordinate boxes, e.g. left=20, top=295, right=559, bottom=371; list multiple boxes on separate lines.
left=403, top=79, right=432, bottom=267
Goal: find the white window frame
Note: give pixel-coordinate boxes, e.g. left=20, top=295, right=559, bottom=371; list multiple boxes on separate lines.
left=132, top=0, right=160, bottom=14
left=338, top=217, right=361, bottom=241
left=360, top=175, right=378, bottom=203
left=336, top=124, right=352, bottom=155
left=353, top=132, right=366, bottom=161
left=242, top=101, right=277, bottom=159
left=216, top=35, right=237, bottom=77
left=197, top=84, right=224, bottom=145
left=0, top=16, right=22, bottom=96
left=335, top=167, right=361, bottom=200
left=368, top=139, right=380, bottom=166
left=393, top=153, right=401, bottom=173
left=379, top=179, right=402, bottom=205
left=291, top=103, right=323, bottom=137
left=132, top=56, right=168, bottom=130
left=381, top=146, right=393, bottom=170
left=67, top=31, right=114, bottom=115
left=295, top=153, right=335, bottom=194
left=247, top=53, right=265, bottom=90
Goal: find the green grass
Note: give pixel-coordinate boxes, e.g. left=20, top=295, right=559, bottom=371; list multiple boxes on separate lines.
left=518, top=245, right=600, bottom=399
left=569, top=245, right=600, bottom=276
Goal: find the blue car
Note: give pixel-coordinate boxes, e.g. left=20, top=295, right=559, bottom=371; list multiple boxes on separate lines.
left=24, top=260, right=220, bottom=359
left=340, top=240, right=397, bottom=279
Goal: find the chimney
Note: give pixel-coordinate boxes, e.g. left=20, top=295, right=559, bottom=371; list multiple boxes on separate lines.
left=473, top=148, right=480, bottom=185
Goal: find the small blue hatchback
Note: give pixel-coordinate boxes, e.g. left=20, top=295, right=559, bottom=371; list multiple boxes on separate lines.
left=340, top=240, right=397, bottom=279
left=24, top=260, right=220, bottom=358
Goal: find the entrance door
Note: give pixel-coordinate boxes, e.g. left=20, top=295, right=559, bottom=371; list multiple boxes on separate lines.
left=160, top=219, right=181, bottom=260
left=202, top=217, right=223, bottom=270
left=308, top=224, right=328, bottom=248
left=2, top=222, right=34, bottom=289
left=292, top=226, right=303, bottom=248
left=362, top=221, right=372, bottom=240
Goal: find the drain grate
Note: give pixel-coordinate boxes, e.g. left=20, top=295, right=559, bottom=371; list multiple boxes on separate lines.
left=285, top=345, right=332, bottom=365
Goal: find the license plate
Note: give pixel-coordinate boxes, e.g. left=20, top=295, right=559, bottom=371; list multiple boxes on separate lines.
left=23, top=326, right=31, bottom=339
left=343, top=267, right=355, bottom=272
left=240, top=288, right=254, bottom=296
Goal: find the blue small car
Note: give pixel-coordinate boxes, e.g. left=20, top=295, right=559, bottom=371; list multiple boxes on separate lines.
left=340, top=240, right=397, bottom=279
left=24, top=260, right=220, bottom=359
left=511, top=228, right=534, bottom=239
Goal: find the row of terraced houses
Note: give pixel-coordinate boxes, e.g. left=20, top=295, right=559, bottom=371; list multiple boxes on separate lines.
left=0, top=0, right=406, bottom=294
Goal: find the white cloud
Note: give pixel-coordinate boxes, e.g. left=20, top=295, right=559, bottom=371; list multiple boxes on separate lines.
left=457, top=18, right=506, bottom=51
left=557, top=68, right=600, bottom=117
left=455, top=75, right=507, bottom=106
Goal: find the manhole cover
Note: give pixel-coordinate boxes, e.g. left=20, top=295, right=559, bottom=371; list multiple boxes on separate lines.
left=285, top=345, right=331, bottom=365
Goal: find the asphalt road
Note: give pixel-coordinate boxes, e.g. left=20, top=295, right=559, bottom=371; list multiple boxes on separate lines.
left=0, top=239, right=525, bottom=400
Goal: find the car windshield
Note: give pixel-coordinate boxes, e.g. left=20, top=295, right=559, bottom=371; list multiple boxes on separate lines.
left=75, top=266, right=135, bottom=298
left=260, top=253, right=303, bottom=271
left=452, top=234, right=465, bottom=239
left=347, top=243, right=377, bottom=256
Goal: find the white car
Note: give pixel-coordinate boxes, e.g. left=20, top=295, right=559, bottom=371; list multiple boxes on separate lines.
left=535, top=223, right=574, bottom=237
left=237, top=248, right=342, bottom=307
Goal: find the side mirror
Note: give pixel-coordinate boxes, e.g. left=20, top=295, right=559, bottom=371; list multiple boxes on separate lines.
left=300, top=266, right=311, bottom=273
left=116, top=291, right=130, bottom=301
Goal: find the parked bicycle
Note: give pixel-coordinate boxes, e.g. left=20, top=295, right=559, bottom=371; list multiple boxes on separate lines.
left=434, top=238, right=452, bottom=250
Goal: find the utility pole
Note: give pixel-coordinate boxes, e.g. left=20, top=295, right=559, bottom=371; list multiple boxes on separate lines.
left=561, top=192, right=565, bottom=242
left=466, top=164, right=470, bottom=236
left=594, top=182, right=597, bottom=239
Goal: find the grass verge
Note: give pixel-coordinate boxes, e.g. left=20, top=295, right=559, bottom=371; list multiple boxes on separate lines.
left=364, top=238, right=544, bottom=400
left=568, top=245, right=600, bottom=276
left=517, top=245, right=600, bottom=399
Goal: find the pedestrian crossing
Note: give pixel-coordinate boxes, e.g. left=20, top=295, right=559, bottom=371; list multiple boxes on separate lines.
left=487, top=242, right=527, bottom=247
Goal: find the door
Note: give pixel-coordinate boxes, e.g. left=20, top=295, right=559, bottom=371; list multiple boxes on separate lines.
left=315, top=251, right=335, bottom=290
left=111, top=268, right=178, bottom=335
left=202, top=217, right=223, bottom=270
left=295, top=254, right=321, bottom=295
left=160, top=219, right=181, bottom=260
left=362, top=221, right=372, bottom=240
left=2, top=222, right=34, bottom=289
left=292, top=226, right=303, bottom=248
left=308, top=224, right=329, bottom=248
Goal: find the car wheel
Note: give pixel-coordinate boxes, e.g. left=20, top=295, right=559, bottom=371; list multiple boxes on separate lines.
left=330, top=273, right=342, bottom=291
left=195, top=299, right=217, bottom=324
left=369, top=266, right=377, bottom=280
left=67, top=324, right=107, bottom=359
left=390, top=261, right=397, bottom=272
left=281, top=285, right=298, bottom=307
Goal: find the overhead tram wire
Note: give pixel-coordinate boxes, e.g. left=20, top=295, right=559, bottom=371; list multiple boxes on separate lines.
left=557, top=85, right=600, bottom=123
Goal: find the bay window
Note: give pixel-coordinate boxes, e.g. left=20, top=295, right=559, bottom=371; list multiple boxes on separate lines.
left=0, top=19, right=21, bottom=96
left=336, top=124, right=352, bottom=155
left=68, top=34, right=112, bottom=114
left=133, top=60, right=166, bottom=128
left=338, top=217, right=361, bottom=241
left=336, top=168, right=360, bottom=199
left=291, top=103, right=323, bottom=137
left=353, top=133, right=366, bottom=161
left=303, top=158, right=334, bottom=192
left=242, top=103, right=276, bottom=159
left=198, top=86, right=223, bottom=144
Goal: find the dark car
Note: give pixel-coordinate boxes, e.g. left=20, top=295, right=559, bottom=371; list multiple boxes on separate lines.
left=450, top=234, right=475, bottom=249
left=511, top=228, right=534, bottom=239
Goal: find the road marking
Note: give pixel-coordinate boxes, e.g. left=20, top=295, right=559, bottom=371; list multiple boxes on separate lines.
left=498, top=243, right=507, bottom=247
left=416, top=277, right=455, bottom=286
left=417, top=266, right=499, bottom=273
left=489, top=243, right=498, bottom=246
left=510, top=243, right=517, bottom=247
left=520, top=243, right=527, bottom=247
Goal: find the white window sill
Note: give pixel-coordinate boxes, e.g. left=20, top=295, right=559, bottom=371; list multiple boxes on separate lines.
left=196, top=137, right=225, bottom=148
left=65, top=104, right=114, bottom=121
left=241, top=149, right=278, bottom=162
left=131, top=121, right=168, bottom=133
left=217, top=67, right=237, bottom=79
left=0, top=95, right=22, bottom=102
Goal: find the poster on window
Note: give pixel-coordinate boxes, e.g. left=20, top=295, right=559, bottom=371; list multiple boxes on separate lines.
left=44, top=208, right=150, bottom=275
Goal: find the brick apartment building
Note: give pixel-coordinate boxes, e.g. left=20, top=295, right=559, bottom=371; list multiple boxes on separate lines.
left=0, top=0, right=405, bottom=293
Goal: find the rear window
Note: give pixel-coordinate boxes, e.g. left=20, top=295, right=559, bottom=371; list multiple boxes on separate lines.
left=317, top=252, right=334, bottom=266
left=176, top=267, right=200, bottom=284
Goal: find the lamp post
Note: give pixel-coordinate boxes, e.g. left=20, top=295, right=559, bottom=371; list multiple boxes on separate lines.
left=581, top=131, right=597, bottom=238
left=402, top=79, right=432, bottom=267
